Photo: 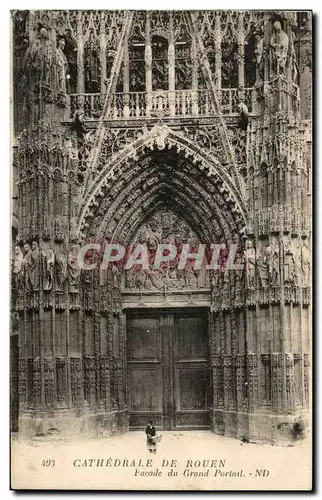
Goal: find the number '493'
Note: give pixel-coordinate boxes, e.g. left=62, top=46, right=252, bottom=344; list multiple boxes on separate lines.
left=41, top=459, right=55, bottom=467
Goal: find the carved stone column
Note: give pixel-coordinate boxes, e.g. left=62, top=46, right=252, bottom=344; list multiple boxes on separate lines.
left=237, top=13, right=245, bottom=88
left=123, top=34, right=130, bottom=118
left=145, top=12, right=152, bottom=117
left=214, top=12, right=221, bottom=89
left=76, top=12, right=85, bottom=94
left=99, top=12, right=107, bottom=95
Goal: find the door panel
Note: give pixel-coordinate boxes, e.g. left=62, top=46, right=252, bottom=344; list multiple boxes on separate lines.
left=129, top=367, right=163, bottom=412
left=173, top=313, right=211, bottom=428
left=128, top=317, right=161, bottom=360
left=127, top=314, right=163, bottom=428
left=177, top=367, right=209, bottom=410
left=127, top=309, right=211, bottom=430
left=174, top=316, right=208, bottom=359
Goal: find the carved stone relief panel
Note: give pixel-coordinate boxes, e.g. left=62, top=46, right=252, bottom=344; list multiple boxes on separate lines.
left=123, top=208, right=210, bottom=291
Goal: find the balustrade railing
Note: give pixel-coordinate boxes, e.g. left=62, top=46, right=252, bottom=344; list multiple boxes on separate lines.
left=68, top=88, right=256, bottom=120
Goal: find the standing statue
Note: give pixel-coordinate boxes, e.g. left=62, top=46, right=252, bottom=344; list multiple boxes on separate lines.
left=237, top=103, right=249, bottom=132
left=111, top=265, right=121, bottom=289
left=256, top=245, right=268, bottom=288
left=211, top=270, right=219, bottom=290
left=301, top=240, right=310, bottom=287
left=135, top=269, right=148, bottom=290
left=22, top=27, right=53, bottom=90
left=125, top=269, right=136, bottom=290
left=55, top=252, right=67, bottom=291
left=55, top=37, right=69, bottom=93
left=266, top=241, right=280, bottom=286
left=42, top=248, right=55, bottom=291
left=184, top=262, right=198, bottom=288
left=234, top=253, right=245, bottom=292
left=293, top=241, right=301, bottom=287
left=22, top=243, right=32, bottom=291
left=254, top=32, right=264, bottom=83
left=30, top=241, right=40, bottom=291
left=13, top=246, right=24, bottom=293
left=270, top=21, right=289, bottom=75
left=283, top=239, right=296, bottom=286
left=244, top=240, right=256, bottom=289
left=68, top=245, right=81, bottom=292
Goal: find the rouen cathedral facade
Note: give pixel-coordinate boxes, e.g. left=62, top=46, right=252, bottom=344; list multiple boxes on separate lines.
left=11, top=10, right=312, bottom=443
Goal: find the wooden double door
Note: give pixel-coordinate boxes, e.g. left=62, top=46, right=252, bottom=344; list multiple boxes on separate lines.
left=126, top=308, right=212, bottom=430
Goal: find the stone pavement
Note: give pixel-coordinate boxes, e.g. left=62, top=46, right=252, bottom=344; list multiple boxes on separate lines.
left=11, top=431, right=311, bottom=491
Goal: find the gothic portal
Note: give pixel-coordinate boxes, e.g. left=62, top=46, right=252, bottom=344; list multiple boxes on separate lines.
left=11, top=10, right=312, bottom=443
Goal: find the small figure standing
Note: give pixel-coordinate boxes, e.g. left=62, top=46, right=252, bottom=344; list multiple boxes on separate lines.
left=244, top=240, right=256, bottom=289
left=270, top=21, right=289, bottom=75
left=145, top=421, right=161, bottom=454
left=237, top=103, right=249, bottom=132
left=254, top=31, right=264, bottom=83
left=55, top=37, right=69, bottom=93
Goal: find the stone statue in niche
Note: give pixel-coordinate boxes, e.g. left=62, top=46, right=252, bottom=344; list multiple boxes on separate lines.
left=254, top=31, right=264, bottom=83
left=184, top=264, right=198, bottom=289
left=135, top=269, right=148, bottom=291
left=148, top=219, right=162, bottom=244
left=22, top=243, right=32, bottom=292
left=234, top=253, right=245, bottom=291
left=244, top=240, right=256, bottom=289
left=256, top=245, right=268, bottom=288
left=270, top=21, right=289, bottom=75
left=42, top=248, right=55, bottom=291
left=55, top=37, right=69, bottom=93
left=22, top=27, right=53, bottom=90
left=13, top=246, right=24, bottom=293
left=266, top=240, right=280, bottom=286
left=124, top=269, right=135, bottom=290
left=22, top=241, right=40, bottom=292
left=72, top=110, right=88, bottom=138
left=69, top=217, right=78, bottom=242
left=165, top=262, right=176, bottom=285
left=55, top=252, right=67, bottom=291
left=68, top=245, right=81, bottom=292
left=111, top=265, right=121, bottom=289
left=293, top=241, right=301, bottom=287
left=237, top=103, right=249, bottom=131
left=197, top=269, right=208, bottom=288
left=30, top=241, right=40, bottom=291
left=11, top=311, right=20, bottom=333
left=301, top=239, right=310, bottom=287
left=283, top=238, right=296, bottom=286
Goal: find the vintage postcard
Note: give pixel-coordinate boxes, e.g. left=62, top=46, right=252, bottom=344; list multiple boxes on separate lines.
left=10, top=9, right=312, bottom=490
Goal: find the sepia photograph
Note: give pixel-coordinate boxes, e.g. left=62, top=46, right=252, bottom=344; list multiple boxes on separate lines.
left=10, top=9, right=312, bottom=491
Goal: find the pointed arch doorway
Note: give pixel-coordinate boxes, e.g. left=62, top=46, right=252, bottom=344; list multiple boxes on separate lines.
left=80, top=138, right=247, bottom=435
